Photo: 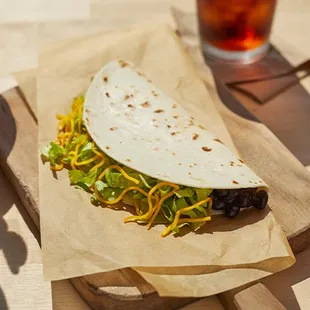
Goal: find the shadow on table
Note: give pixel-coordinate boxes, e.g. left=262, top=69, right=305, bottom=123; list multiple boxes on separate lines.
left=262, top=247, right=310, bottom=310
left=0, top=94, right=29, bottom=309
left=0, top=285, right=8, bottom=310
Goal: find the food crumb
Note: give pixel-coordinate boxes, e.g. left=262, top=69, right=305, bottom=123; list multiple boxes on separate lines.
left=167, top=125, right=171, bottom=128
left=103, top=76, right=108, bottom=82
left=173, top=115, right=179, bottom=119
left=232, top=180, right=239, bottom=184
left=109, top=127, right=118, bottom=131
left=141, top=101, right=150, bottom=108
left=189, top=165, right=192, bottom=168
left=172, top=104, right=177, bottom=109
left=238, top=158, right=244, bottom=163
left=192, top=133, right=199, bottom=140
left=178, top=163, right=182, bottom=166
left=172, top=152, right=176, bottom=156
left=202, top=146, right=212, bottom=152
left=106, top=146, right=110, bottom=150
left=230, top=161, right=235, bottom=166
left=105, top=92, right=110, bottom=98
left=154, top=109, right=164, bottom=113
left=171, top=132, right=176, bottom=136
left=152, top=90, right=158, bottom=97
left=127, top=104, right=135, bottom=109
left=126, top=158, right=131, bottom=162
left=119, top=60, right=128, bottom=67
left=214, top=138, right=223, bottom=144
left=193, top=163, right=197, bottom=166
left=198, top=125, right=206, bottom=130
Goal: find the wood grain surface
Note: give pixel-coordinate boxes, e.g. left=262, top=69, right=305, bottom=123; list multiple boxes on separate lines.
left=234, top=283, right=286, bottom=310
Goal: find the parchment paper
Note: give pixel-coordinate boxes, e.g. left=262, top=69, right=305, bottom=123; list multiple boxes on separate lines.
left=38, top=26, right=294, bottom=297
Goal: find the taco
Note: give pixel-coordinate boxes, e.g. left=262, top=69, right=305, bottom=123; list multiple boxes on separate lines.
left=41, top=60, right=268, bottom=237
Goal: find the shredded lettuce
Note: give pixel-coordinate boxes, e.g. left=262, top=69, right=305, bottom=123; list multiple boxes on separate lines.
left=48, top=142, right=65, bottom=165
left=68, top=169, right=97, bottom=187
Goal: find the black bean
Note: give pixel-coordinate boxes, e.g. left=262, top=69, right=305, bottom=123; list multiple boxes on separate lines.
left=225, top=205, right=240, bottom=218
left=213, top=189, right=229, bottom=198
left=212, top=199, right=227, bottom=210
left=253, top=190, right=268, bottom=210
left=235, top=191, right=252, bottom=208
left=224, top=190, right=239, bottom=202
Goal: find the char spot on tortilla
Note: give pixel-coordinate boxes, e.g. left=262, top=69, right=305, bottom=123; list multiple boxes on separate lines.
left=105, top=92, right=110, bottom=98
left=192, top=133, right=199, bottom=140
left=198, top=125, right=206, bottom=130
left=193, top=163, right=197, bottom=166
left=127, top=104, right=135, bottom=109
left=189, top=120, right=194, bottom=126
left=103, top=76, right=108, bottom=82
left=154, top=109, right=164, bottom=113
left=190, top=116, right=194, bottom=120
left=171, top=132, right=176, bottom=136
left=167, top=125, right=171, bottom=128
left=239, top=158, right=245, bottom=163
left=141, top=101, right=150, bottom=108
left=232, top=180, right=239, bottom=184
left=109, top=127, right=118, bottom=131
left=202, top=146, right=212, bottom=152
left=147, top=79, right=152, bottom=83
left=119, top=60, right=128, bottom=67
left=214, top=138, right=224, bottom=144
left=172, top=104, right=177, bottom=109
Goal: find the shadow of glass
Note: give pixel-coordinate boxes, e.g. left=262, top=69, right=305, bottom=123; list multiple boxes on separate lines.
left=261, top=248, right=310, bottom=310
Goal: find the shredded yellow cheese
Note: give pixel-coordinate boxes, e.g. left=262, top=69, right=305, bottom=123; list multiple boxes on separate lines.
left=98, top=165, right=140, bottom=185
left=161, top=197, right=211, bottom=237
left=146, top=189, right=177, bottom=230
left=75, top=154, right=100, bottom=166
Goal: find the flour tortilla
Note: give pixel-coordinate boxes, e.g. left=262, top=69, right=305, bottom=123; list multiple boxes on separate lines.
left=83, top=60, right=268, bottom=191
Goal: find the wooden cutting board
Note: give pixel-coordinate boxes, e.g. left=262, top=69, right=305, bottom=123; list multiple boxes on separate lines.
left=0, top=86, right=292, bottom=310
left=2, top=39, right=309, bottom=310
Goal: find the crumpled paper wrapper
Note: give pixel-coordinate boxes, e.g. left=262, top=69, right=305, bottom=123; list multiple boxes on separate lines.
left=38, top=25, right=295, bottom=297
